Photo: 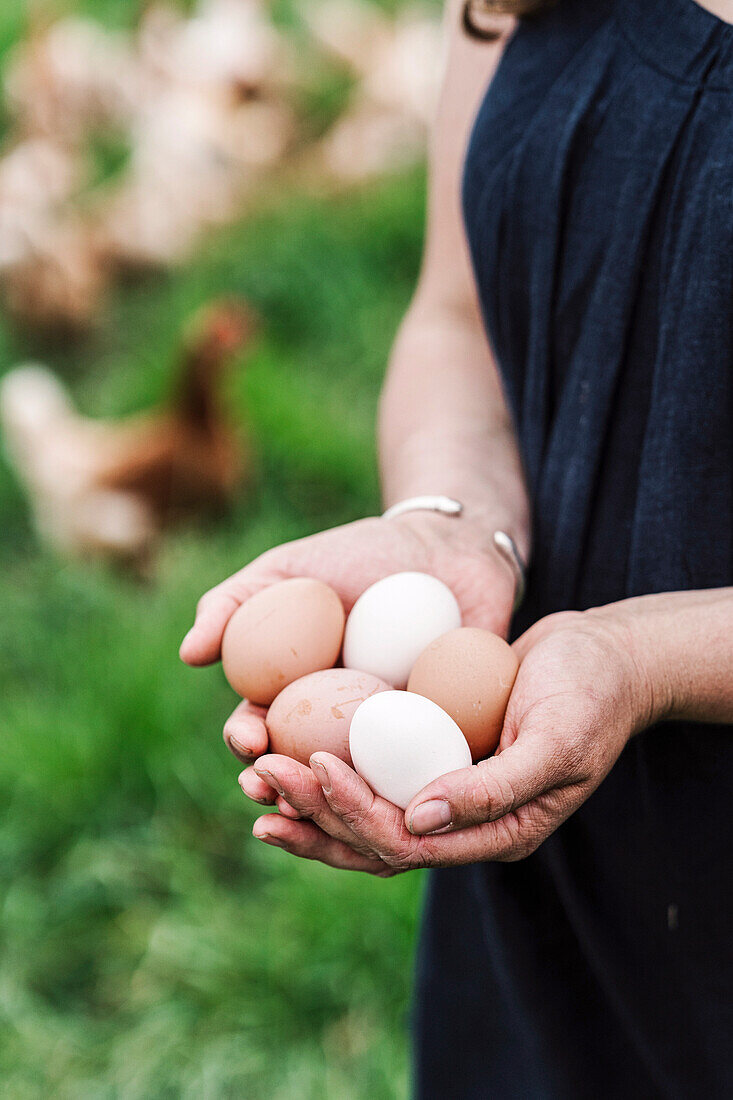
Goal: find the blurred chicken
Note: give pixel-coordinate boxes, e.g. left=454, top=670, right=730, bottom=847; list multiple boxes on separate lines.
left=0, top=137, right=105, bottom=332
left=1, top=222, right=104, bottom=335
left=302, top=0, right=394, bottom=74
left=0, top=18, right=137, bottom=331
left=305, top=0, right=443, bottom=183
left=1, top=3, right=295, bottom=298
left=97, top=0, right=295, bottom=269
left=138, top=0, right=294, bottom=97
left=96, top=87, right=293, bottom=269
left=0, top=301, right=256, bottom=564
left=4, top=16, right=144, bottom=144
left=0, top=138, right=80, bottom=249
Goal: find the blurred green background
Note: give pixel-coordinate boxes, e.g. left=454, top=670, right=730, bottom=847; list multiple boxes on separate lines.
left=0, top=2, right=430, bottom=1095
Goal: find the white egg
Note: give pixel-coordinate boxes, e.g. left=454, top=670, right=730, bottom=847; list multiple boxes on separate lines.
left=342, top=571, right=462, bottom=688
left=349, top=690, right=472, bottom=809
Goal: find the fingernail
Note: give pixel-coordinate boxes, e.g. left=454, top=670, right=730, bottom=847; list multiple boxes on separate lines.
left=228, top=733, right=253, bottom=758
left=254, top=831, right=288, bottom=849
left=409, top=800, right=452, bottom=835
left=254, top=768, right=285, bottom=797
left=310, top=760, right=331, bottom=793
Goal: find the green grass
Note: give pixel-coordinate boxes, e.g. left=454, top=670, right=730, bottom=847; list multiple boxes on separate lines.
left=0, top=4, right=431, bottom=1088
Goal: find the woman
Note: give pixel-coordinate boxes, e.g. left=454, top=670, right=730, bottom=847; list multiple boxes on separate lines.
left=181, top=0, right=733, bottom=1094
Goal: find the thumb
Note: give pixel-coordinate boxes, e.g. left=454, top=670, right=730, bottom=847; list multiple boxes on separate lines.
left=404, top=734, right=566, bottom=836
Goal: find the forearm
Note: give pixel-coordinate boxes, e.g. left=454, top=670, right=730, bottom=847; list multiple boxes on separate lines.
left=378, top=299, right=531, bottom=562
left=601, top=589, right=733, bottom=725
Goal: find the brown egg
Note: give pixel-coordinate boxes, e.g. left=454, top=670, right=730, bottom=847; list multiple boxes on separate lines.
left=221, top=577, right=345, bottom=705
left=266, top=668, right=391, bottom=766
left=407, top=627, right=519, bottom=761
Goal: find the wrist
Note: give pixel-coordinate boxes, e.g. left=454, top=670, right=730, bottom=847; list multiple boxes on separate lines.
left=384, top=494, right=530, bottom=559
left=585, top=598, right=678, bottom=730
left=381, top=436, right=531, bottom=563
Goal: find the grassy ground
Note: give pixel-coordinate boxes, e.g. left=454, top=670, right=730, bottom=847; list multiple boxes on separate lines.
left=0, top=6, right=430, bottom=1093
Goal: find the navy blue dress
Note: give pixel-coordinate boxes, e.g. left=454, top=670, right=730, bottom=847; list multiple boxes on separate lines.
left=414, top=1, right=733, bottom=1096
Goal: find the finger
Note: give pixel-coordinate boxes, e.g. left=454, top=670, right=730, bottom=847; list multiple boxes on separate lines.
left=309, top=753, right=565, bottom=869
left=254, top=754, right=378, bottom=855
left=404, top=736, right=575, bottom=836
left=237, top=767, right=302, bottom=815
left=309, top=752, right=413, bottom=863
left=223, top=700, right=269, bottom=763
left=409, top=786, right=586, bottom=865
left=179, top=559, right=287, bottom=666
left=238, top=767, right=278, bottom=805
left=179, top=587, right=240, bottom=666
left=251, top=816, right=393, bottom=875
left=276, top=796, right=303, bottom=819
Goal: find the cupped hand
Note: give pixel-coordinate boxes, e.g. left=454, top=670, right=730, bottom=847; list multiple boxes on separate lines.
left=180, top=511, right=517, bottom=766
left=244, top=606, right=658, bottom=873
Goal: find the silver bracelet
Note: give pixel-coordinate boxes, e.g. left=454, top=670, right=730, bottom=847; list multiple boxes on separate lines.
left=381, top=495, right=464, bottom=520
left=493, top=530, right=527, bottom=612
left=382, top=497, right=526, bottom=612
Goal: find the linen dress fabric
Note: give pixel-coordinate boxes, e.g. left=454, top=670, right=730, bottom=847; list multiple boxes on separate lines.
left=414, top=0, right=733, bottom=1096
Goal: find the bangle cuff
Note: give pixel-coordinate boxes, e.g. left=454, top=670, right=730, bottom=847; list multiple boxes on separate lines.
left=493, top=530, right=526, bottom=612
left=382, top=495, right=464, bottom=520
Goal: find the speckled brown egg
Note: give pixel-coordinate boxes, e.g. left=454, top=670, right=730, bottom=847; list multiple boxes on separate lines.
left=407, top=627, right=519, bottom=761
left=266, top=668, right=391, bottom=766
left=221, top=577, right=345, bottom=705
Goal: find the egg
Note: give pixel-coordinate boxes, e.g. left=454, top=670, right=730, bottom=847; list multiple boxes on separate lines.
left=265, top=668, right=391, bottom=766
left=221, top=577, right=345, bottom=705
left=407, top=627, right=519, bottom=761
left=349, top=690, right=472, bottom=809
left=342, top=571, right=461, bottom=688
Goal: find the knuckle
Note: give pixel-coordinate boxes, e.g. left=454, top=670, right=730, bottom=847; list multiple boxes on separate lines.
left=196, top=590, right=216, bottom=616
left=556, top=735, right=587, bottom=778
left=383, top=845, right=421, bottom=872
left=474, top=763, right=517, bottom=821
left=290, top=776, right=321, bottom=811
left=484, top=813, right=522, bottom=860
left=466, top=770, right=495, bottom=820
left=338, top=803, right=371, bottom=833
left=344, top=796, right=398, bottom=837
left=497, top=814, right=546, bottom=861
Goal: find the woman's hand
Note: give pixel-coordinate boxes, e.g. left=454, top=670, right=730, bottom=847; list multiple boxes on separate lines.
left=243, top=606, right=658, bottom=873
left=180, top=511, right=518, bottom=767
